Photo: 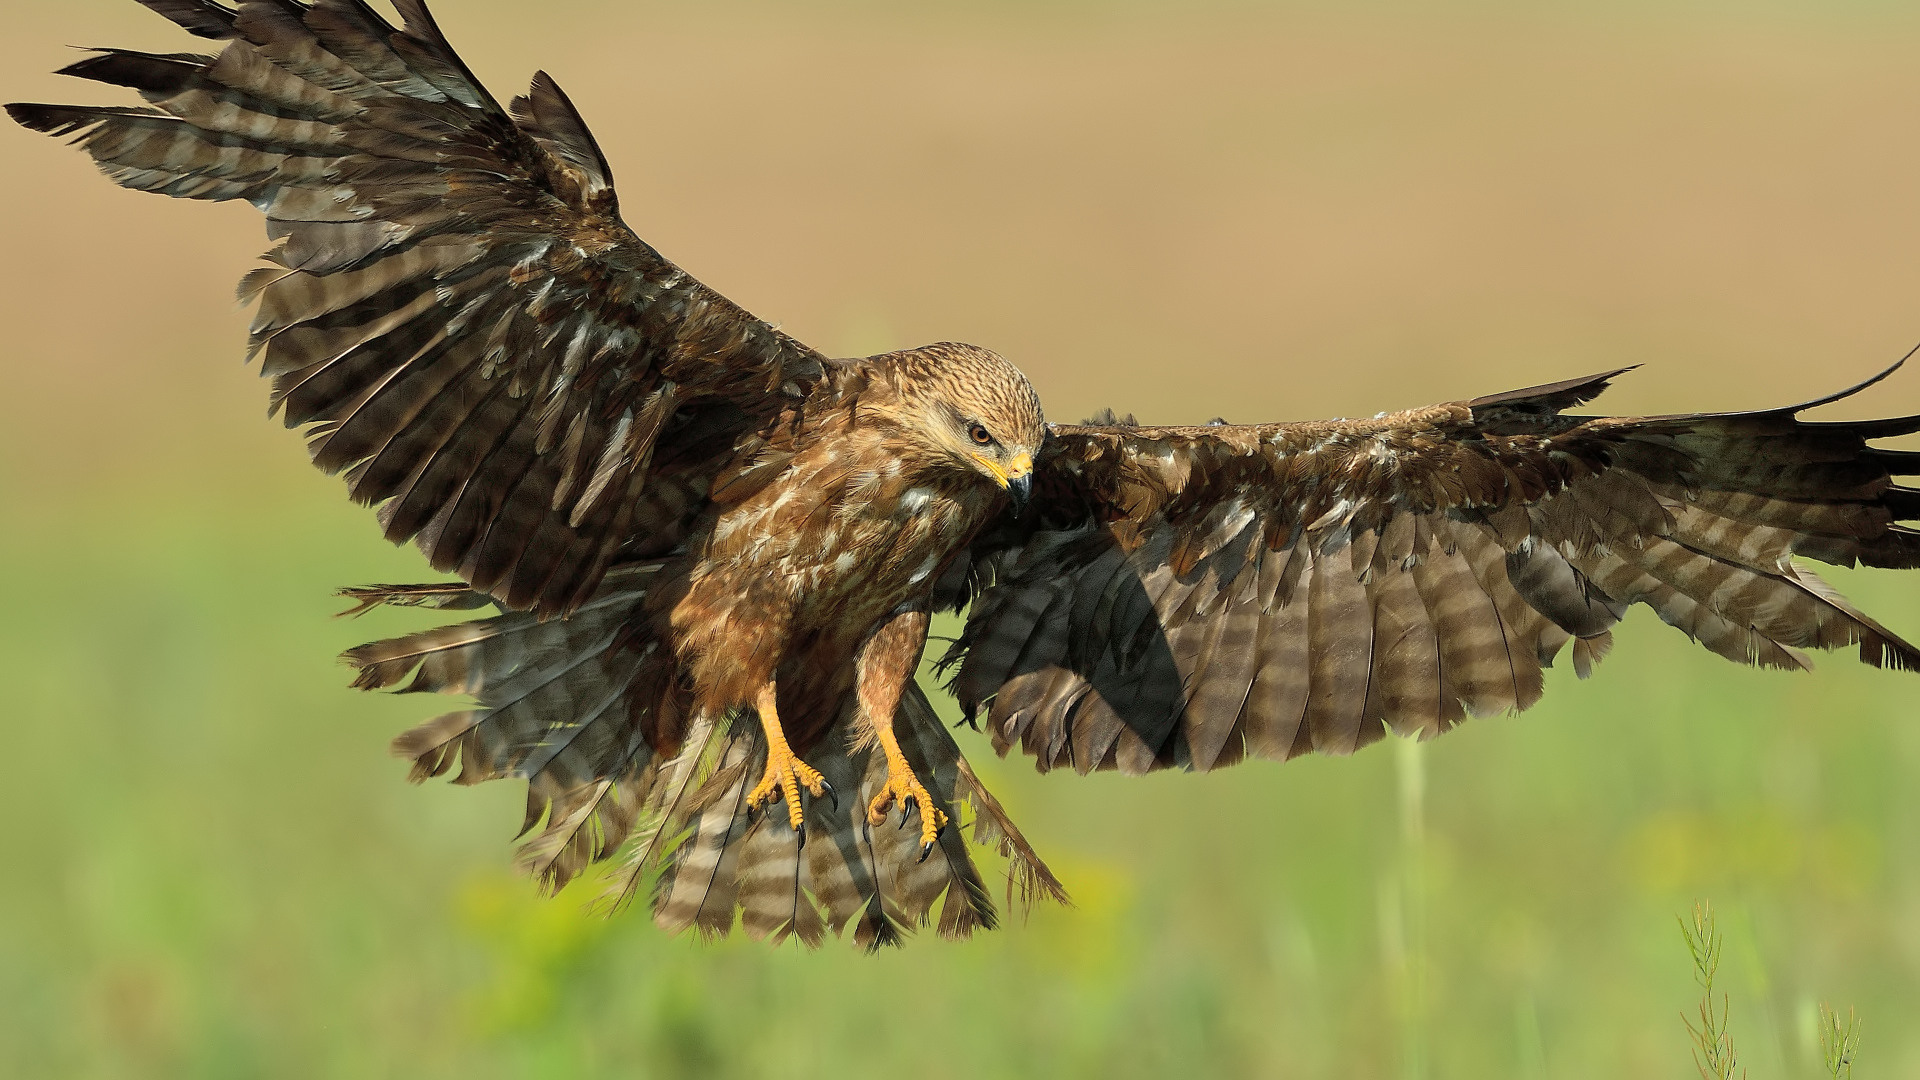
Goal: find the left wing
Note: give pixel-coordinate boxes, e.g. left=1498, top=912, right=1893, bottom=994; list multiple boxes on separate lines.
left=941, top=366, right=1920, bottom=775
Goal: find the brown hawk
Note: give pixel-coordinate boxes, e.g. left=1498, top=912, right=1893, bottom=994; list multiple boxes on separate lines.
left=13, top=0, right=1920, bottom=948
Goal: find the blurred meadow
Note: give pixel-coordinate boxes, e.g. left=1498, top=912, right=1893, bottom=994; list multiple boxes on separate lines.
left=7, top=0, right=1920, bottom=1076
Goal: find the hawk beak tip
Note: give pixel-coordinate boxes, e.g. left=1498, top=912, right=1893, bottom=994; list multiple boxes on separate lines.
left=1006, top=472, right=1032, bottom=513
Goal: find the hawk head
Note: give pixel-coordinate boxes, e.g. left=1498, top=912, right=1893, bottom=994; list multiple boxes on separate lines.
left=875, top=342, right=1046, bottom=510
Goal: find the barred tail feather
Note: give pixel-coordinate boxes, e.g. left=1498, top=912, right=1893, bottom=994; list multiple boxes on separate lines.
left=650, top=683, right=1066, bottom=949
left=346, top=567, right=1062, bottom=945
left=344, top=563, right=682, bottom=892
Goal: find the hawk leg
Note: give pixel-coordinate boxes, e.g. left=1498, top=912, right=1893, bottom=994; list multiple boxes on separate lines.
left=745, top=684, right=833, bottom=832
left=856, top=609, right=947, bottom=860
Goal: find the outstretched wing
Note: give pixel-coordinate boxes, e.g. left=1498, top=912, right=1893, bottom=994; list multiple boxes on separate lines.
left=9, top=0, right=826, bottom=614
left=943, top=365, right=1920, bottom=775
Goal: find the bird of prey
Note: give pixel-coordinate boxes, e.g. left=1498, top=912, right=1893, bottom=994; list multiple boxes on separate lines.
left=14, top=0, right=1920, bottom=949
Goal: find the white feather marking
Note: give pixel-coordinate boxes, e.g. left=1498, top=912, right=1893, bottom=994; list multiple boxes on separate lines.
left=1307, top=498, right=1356, bottom=532
left=571, top=408, right=633, bottom=526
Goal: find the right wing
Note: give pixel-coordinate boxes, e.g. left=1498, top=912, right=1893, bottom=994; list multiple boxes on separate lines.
left=9, top=0, right=828, bottom=613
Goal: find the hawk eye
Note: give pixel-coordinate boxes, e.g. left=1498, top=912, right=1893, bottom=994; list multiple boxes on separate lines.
left=968, top=423, right=994, bottom=446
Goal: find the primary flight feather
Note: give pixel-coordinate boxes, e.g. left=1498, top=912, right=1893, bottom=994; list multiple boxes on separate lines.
left=13, top=0, right=1920, bottom=948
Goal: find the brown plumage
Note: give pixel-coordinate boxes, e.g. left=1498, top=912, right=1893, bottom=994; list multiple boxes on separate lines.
left=14, top=0, right=1920, bottom=948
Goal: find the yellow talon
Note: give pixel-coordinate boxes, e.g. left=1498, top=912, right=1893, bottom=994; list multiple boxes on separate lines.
left=746, top=685, right=830, bottom=832
left=747, top=743, right=830, bottom=831
left=867, top=764, right=948, bottom=856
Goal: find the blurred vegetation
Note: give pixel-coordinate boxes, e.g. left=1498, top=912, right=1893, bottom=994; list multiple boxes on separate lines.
left=7, top=1, right=1920, bottom=1077
left=8, top=474, right=1918, bottom=1079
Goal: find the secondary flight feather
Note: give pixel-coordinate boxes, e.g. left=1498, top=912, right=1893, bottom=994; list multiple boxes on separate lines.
left=13, top=0, right=1920, bottom=948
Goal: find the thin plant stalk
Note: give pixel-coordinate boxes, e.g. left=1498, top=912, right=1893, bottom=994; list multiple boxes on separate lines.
left=1395, top=735, right=1429, bottom=1080
left=1679, top=901, right=1743, bottom=1080
left=1818, top=1001, right=1859, bottom=1080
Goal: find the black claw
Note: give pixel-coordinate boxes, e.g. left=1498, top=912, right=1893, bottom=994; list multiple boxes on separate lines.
left=796, top=822, right=806, bottom=850
left=918, top=839, right=935, bottom=863
left=818, top=778, right=838, bottom=811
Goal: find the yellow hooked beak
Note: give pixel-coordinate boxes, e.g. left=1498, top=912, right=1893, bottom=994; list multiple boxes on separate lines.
left=974, top=451, right=1034, bottom=511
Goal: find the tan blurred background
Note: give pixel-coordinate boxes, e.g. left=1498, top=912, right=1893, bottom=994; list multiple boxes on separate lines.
left=6, top=2, right=1920, bottom=1077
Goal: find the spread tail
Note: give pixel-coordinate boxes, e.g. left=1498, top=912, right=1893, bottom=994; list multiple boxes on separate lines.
left=645, top=681, right=1068, bottom=949
left=342, top=567, right=1064, bottom=947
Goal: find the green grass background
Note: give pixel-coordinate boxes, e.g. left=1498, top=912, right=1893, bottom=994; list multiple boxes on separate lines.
left=6, top=1, right=1920, bottom=1077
